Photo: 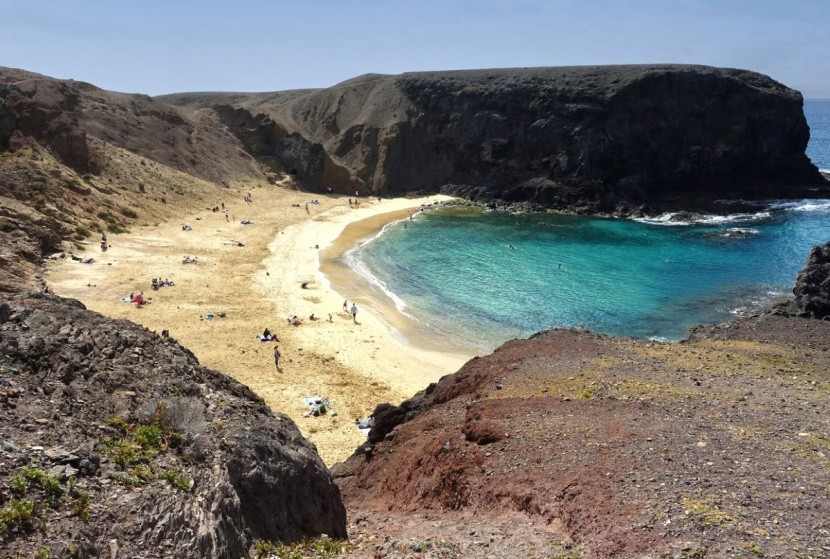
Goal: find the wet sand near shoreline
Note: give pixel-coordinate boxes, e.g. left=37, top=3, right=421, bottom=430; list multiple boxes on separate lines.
left=46, top=186, right=472, bottom=464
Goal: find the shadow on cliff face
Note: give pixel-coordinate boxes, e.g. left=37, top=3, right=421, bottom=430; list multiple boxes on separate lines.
left=183, top=65, right=829, bottom=212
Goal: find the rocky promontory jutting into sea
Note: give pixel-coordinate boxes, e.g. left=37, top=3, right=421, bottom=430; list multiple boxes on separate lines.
left=1, top=64, right=829, bottom=557
left=161, top=65, right=829, bottom=214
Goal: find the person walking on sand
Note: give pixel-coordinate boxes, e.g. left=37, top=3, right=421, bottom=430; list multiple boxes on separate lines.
left=274, top=345, right=282, bottom=373
left=343, top=299, right=348, bottom=312
left=350, top=303, right=358, bottom=324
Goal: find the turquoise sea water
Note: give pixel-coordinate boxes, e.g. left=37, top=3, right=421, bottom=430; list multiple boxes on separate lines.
left=805, top=99, right=830, bottom=172
left=350, top=100, right=830, bottom=351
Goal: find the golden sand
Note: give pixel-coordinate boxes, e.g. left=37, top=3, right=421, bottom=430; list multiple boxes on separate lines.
left=46, top=185, right=474, bottom=464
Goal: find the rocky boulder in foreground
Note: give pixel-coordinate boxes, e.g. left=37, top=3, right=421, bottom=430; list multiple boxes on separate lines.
left=0, top=293, right=346, bottom=558
left=794, top=241, right=830, bottom=319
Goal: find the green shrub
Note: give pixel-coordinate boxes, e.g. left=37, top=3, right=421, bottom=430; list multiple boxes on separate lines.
left=252, top=536, right=351, bottom=559
left=133, top=424, right=163, bottom=449
left=100, top=438, right=138, bottom=468
left=73, top=492, right=91, bottom=521
left=162, top=469, right=192, bottom=491
left=106, top=416, right=129, bottom=433
left=0, top=499, right=41, bottom=536
left=9, top=475, right=28, bottom=495
left=129, top=465, right=156, bottom=481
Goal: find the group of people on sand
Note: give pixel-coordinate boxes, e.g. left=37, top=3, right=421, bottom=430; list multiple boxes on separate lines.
left=244, top=192, right=253, bottom=203
left=259, top=328, right=279, bottom=342
left=130, top=292, right=147, bottom=307
left=151, top=277, right=175, bottom=290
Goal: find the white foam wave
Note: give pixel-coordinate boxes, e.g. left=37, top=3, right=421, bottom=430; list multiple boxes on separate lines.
left=632, top=213, right=689, bottom=226
left=647, top=336, right=671, bottom=343
left=344, top=248, right=412, bottom=316
left=729, top=289, right=787, bottom=316
left=695, top=212, right=771, bottom=225
left=637, top=198, right=830, bottom=227
left=354, top=218, right=405, bottom=250
left=634, top=211, right=771, bottom=226
left=722, top=227, right=760, bottom=237
left=766, top=199, right=830, bottom=212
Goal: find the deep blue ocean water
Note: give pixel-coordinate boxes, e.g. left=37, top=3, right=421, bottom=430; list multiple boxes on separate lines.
left=351, top=100, right=830, bottom=351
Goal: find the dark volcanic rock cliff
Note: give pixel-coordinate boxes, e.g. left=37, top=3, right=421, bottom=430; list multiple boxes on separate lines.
left=794, top=241, right=830, bottom=318
left=164, top=65, right=827, bottom=212
left=0, top=293, right=346, bottom=558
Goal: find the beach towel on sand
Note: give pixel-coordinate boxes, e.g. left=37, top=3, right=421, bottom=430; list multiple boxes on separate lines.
left=303, top=396, right=334, bottom=417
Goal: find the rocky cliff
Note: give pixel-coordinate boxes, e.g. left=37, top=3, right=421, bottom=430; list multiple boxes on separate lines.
left=163, top=65, right=828, bottom=213
left=794, top=241, right=830, bottom=318
left=0, top=293, right=346, bottom=558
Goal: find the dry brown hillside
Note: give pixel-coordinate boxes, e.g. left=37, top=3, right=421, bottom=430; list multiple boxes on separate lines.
left=0, top=66, right=274, bottom=292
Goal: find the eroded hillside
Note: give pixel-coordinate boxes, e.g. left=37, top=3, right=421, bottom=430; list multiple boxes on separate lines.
left=0, top=67, right=269, bottom=292
left=334, top=313, right=830, bottom=558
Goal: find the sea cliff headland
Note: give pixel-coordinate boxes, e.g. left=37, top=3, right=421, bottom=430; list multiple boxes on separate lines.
left=161, top=65, right=829, bottom=214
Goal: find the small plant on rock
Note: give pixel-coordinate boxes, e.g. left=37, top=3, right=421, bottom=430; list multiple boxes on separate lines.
left=0, top=499, right=42, bottom=536
left=72, top=492, right=91, bottom=522
left=19, top=467, right=63, bottom=506
left=133, top=424, right=164, bottom=450
left=162, top=469, right=192, bottom=491
left=9, top=475, right=28, bottom=495
left=106, top=416, right=129, bottom=433
left=252, top=536, right=350, bottom=559
left=100, top=438, right=139, bottom=469
left=682, top=547, right=707, bottom=559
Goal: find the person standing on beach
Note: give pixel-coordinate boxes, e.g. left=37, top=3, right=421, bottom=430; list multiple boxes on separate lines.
left=274, top=345, right=282, bottom=373
left=350, top=303, right=358, bottom=324
left=343, top=300, right=348, bottom=311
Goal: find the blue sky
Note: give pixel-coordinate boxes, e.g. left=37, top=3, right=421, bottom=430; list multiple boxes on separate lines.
left=2, top=0, right=828, bottom=97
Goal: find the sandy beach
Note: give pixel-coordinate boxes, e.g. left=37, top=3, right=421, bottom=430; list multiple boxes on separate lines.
left=46, top=185, right=474, bottom=465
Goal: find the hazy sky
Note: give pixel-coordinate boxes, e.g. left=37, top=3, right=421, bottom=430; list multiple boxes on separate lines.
left=2, top=1, right=828, bottom=97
